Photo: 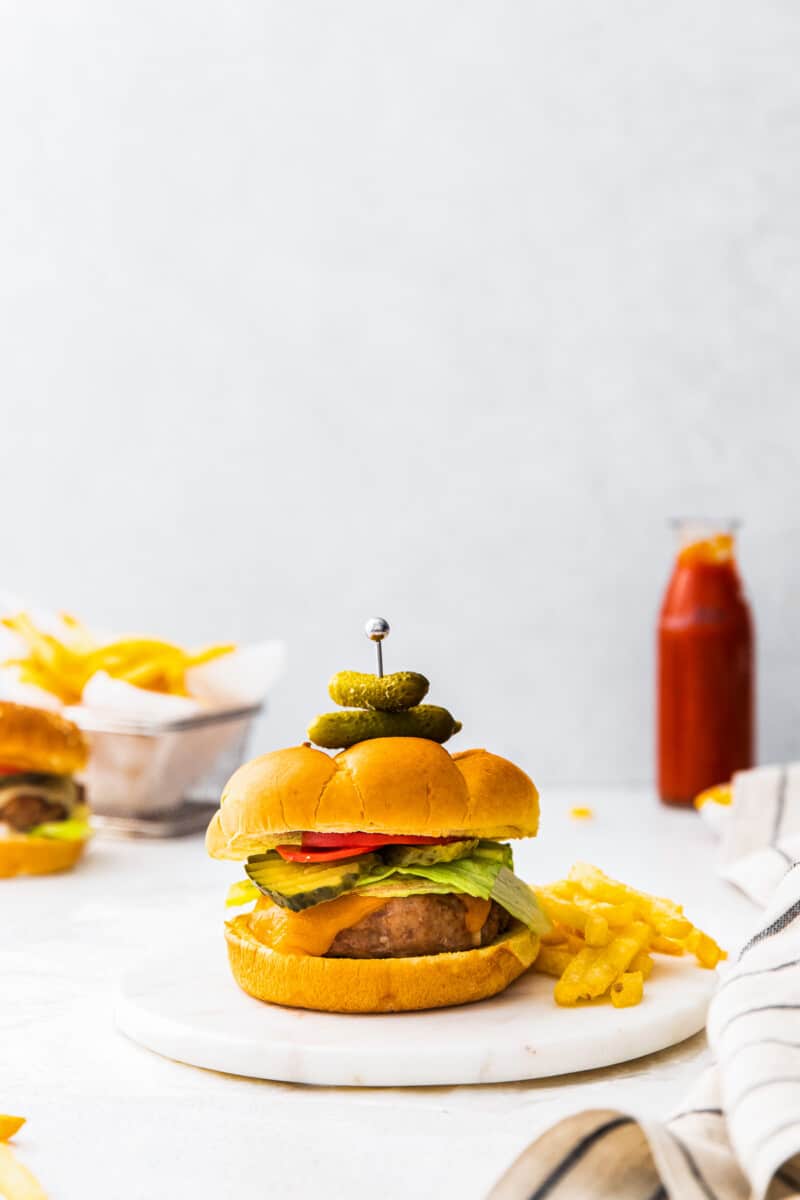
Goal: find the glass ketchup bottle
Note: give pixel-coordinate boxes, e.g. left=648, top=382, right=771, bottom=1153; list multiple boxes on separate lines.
left=657, top=520, right=755, bottom=806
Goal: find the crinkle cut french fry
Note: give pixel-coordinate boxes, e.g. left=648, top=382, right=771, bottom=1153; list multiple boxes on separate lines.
left=553, top=946, right=600, bottom=1005
left=533, top=889, right=584, bottom=932
left=641, top=903, right=692, bottom=940
left=540, top=927, right=584, bottom=953
left=535, top=888, right=609, bottom=939
left=533, top=946, right=573, bottom=978
left=610, top=971, right=644, bottom=1008
left=630, top=951, right=654, bottom=979
left=554, top=922, right=650, bottom=1006
left=685, top=928, right=726, bottom=969
left=540, top=923, right=572, bottom=946
left=584, top=914, right=611, bottom=947
left=650, top=934, right=685, bottom=956
left=568, top=862, right=630, bottom=903
left=546, top=880, right=580, bottom=899
left=572, top=897, right=636, bottom=927
left=568, top=862, right=691, bottom=938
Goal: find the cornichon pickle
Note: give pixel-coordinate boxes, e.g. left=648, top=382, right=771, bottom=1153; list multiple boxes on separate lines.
left=328, top=670, right=429, bottom=712
left=307, top=705, right=462, bottom=749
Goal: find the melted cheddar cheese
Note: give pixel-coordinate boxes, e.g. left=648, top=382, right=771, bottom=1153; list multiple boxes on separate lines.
left=248, top=894, right=389, bottom=956
left=461, top=896, right=491, bottom=935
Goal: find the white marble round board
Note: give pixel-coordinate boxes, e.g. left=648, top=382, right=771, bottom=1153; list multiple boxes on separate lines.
left=116, top=934, right=716, bottom=1087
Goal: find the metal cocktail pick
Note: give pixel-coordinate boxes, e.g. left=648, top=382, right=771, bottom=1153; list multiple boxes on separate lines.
left=364, top=617, right=390, bottom=678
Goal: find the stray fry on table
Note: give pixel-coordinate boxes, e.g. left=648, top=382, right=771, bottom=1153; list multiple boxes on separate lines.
left=0, top=1116, right=25, bottom=1141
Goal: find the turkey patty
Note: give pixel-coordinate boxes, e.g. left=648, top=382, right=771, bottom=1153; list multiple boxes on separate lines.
left=326, top=894, right=509, bottom=959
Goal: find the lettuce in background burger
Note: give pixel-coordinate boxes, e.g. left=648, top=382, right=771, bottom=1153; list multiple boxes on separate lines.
left=0, top=701, right=90, bottom=877
left=207, top=737, right=547, bottom=1013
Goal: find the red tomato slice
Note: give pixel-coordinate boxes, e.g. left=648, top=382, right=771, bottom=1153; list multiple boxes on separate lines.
left=301, top=832, right=458, bottom=849
left=276, top=844, right=371, bottom=863
left=0, top=764, right=24, bottom=776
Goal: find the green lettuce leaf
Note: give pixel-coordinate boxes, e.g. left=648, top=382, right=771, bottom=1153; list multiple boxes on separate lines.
left=28, top=817, right=91, bottom=842
left=355, top=857, right=549, bottom=934
left=236, top=838, right=549, bottom=934
left=356, top=878, right=462, bottom=899
left=489, top=867, right=548, bottom=931
left=226, top=879, right=261, bottom=907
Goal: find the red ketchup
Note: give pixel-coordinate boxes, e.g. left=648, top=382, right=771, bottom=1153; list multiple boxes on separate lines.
left=657, top=523, right=755, bottom=806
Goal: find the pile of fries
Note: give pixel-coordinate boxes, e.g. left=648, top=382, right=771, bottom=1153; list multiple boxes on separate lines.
left=1, top=612, right=235, bottom=705
left=533, top=862, right=726, bottom=1008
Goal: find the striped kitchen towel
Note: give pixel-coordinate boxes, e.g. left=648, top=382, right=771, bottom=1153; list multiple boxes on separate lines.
left=711, top=764, right=800, bottom=906
left=489, top=765, right=800, bottom=1200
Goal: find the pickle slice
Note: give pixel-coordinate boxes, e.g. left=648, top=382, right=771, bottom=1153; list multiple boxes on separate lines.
left=382, top=839, right=478, bottom=867
left=245, top=850, right=380, bottom=911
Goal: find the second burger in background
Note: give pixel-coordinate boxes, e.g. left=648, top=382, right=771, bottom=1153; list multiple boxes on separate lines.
left=0, top=702, right=90, bottom=877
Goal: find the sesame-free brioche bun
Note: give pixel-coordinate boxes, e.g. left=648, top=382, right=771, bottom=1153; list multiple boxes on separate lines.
left=224, top=913, right=539, bottom=1013
left=0, top=702, right=87, bottom=775
left=206, top=738, right=539, bottom=860
left=0, top=832, right=88, bottom=878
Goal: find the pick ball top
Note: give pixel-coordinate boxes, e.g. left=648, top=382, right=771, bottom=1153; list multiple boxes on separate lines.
left=365, top=617, right=390, bottom=642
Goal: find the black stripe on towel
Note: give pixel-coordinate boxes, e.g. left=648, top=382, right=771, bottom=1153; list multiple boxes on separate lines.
left=717, top=1004, right=800, bottom=1039
left=719, top=958, right=800, bottom=992
left=738, top=896, right=800, bottom=959
left=670, top=1108, right=723, bottom=1121
left=771, top=769, right=789, bottom=845
left=527, top=1117, right=633, bottom=1199
left=777, top=1164, right=800, bottom=1189
left=758, top=1115, right=800, bottom=1153
left=729, top=1075, right=800, bottom=1110
left=670, top=1135, right=718, bottom=1199
left=733, top=1036, right=800, bottom=1054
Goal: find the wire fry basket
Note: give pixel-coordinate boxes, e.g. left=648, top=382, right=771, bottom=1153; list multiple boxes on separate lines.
left=74, top=703, right=262, bottom=837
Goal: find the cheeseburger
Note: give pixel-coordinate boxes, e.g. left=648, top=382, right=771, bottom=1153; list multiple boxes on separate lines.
left=207, top=737, right=548, bottom=1012
left=0, top=701, right=90, bottom=877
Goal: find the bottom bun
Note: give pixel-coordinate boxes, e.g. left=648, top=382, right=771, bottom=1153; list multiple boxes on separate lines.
left=0, top=835, right=88, bottom=878
left=225, top=914, right=540, bottom=1013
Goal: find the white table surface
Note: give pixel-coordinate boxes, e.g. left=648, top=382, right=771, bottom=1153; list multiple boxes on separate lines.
left=2, top=789, right=754, bottom=1200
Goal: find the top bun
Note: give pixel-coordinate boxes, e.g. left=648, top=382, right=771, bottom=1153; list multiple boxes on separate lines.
left=206, top=737, right=539, bottom=861
left=0, top=702, right=87, bottom=775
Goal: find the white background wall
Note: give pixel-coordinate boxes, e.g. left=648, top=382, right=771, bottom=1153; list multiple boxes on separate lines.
left=1, top=2, right=799, bottom=785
